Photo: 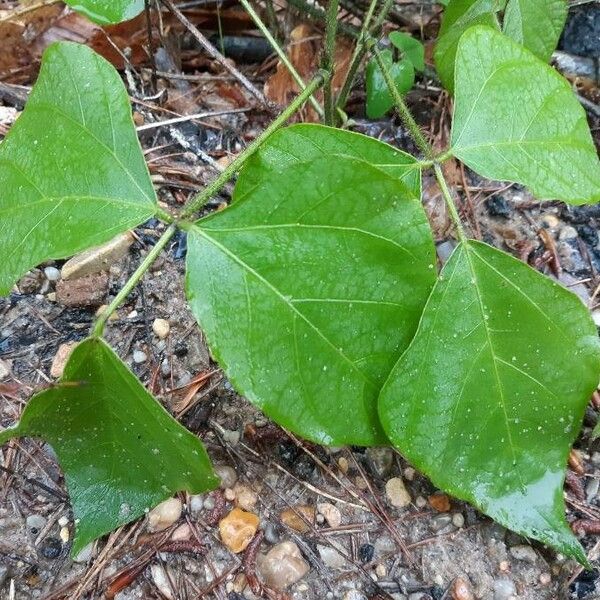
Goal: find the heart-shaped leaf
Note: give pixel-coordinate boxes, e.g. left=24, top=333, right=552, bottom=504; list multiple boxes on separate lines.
left=186, top=155, right=436, bottom=446
left=366, top=51, right=415, bottom=119
left=379, top=240, right=600, bottom=563
left=503, top=0, right=567, bottom=62
left=0, top=42, right=157, bottom=295
left=0, top=338, right=218, bottom=555
left=389, top=32, right=425, bottom=72
left=234, top=124, right=421, bottom=200
left=434, top=0, right=503, bottom=91
left=451, top=26, right=600, bottom=204
left=65, top=0, right=144, bottom=24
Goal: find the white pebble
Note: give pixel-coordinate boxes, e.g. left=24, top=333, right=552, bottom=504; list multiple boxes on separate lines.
left=44, top=266, right=61, bottom=282
left=133, top=350, right=147, bottom=364
left=147, top=497, right=182, bottom=532
left=152, top=318, right=170, bottom=339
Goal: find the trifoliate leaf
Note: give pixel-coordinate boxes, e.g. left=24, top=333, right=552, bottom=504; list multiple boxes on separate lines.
left=0, top=42, right=157, bottom=295
left=0, top=338, right=218, bottom=555
left=451, top=26, right=600, bottom=204
left=380, top=240, right=600, bottom=564
left=186, top=155, right=436, bottom=446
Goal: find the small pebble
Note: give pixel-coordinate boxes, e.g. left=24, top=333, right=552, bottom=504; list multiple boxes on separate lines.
left=50, top=342, right=79, bottom=378
left=189, top=494, right=204, bottom=516
left=257, top=540, right=309, bottom=589
left=232, top=483, right=258, bottom=511
left=539, top=572, right=551, bottom=585
left=133, top=349, right=147, bottom=364
left=586, top=477, right=599, bottom=502
left=317, top=502, right=342, bottom=528
left=452, top=576, right=474, bottom=600
left=264, top=521, right=281, bottom=544
left=358, top=543, right=374, bottom=563
left=280, top=505, right=314, bottom=533
left=26, top=514, right=46, bottom=535
left=338, top=457, right=349, bottom=473
left=219, top=508, right=259, bottom=553
left=0, top=359, right=11, bottom=380
left=40, top=537, right=62, bottom=559
left=151, top=564, right=174, bottom=600
left=147, top=497, right=182, bottom=532
left=509, top=544, right=537, bottom=563
left=56, top=272, right=108, bottom=307
left=343, top=591, right=368, bottom=600
left=493, top=577, right=516, bottom=600
left=375, top=564, right=387, bottom=577
left=430, top=514, right=453, bottom=532
left=171, top=523, right=191, bottom=541
left=429, top=493, right=451, bottom=512
left=559, top=225, right=578, bottom=241
left=385, top=477, right=411, bottom=508
left=365, top=447, right=394, bottom=478
left=542, top=214, right=560, bottom=229
left=152, top=318, right=170, bottom=339
left=403, top=467, right=415, bottom=481
left=44, top=266, right=61, bottom=282
left=415, top=495, right=427, bottom=508
left=73, top=542, right=94, bottom=563
left=452, top=512, right=465, bottom=528
left=215, top=465, right=238, bottom=489
left=317, top=544, right=345, bottom=568
left=59, top=526, right=69, bottom=543
left=58, top=516, right=69, bottom=527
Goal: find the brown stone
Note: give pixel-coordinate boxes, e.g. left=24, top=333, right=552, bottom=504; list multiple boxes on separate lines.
left=428, top=493, right=451, bottom=513
left=56, top=272, right=108, bottom=307
left=280, top=505, right=314, bottom=533
left=257, top=541, right=310, bottom=589
left=219, top=508, right=259, bottom=553
left=50, top=342, right=79, bottom=378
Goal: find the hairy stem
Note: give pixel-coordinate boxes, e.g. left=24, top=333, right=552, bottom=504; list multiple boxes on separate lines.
left=91, top=224, right=177, bottom=337
left=336, top=0, right=394, bottom=113
left=180, top=72, right=325, bottom=219
left=239, top=0, right=324, bottom=117
left=287, top=0, right=359, bottom=37
left=370, top=41, right=431, bottom=158
left=323, top=0, right=340, bottom=125
left=434, top=163, right=467, bottom=242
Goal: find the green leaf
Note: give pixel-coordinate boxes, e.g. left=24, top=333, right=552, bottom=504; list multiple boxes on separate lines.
left=65, top=0, right=144, bottom=24
left=186, top=155, right=436, bottom=446
left=0, top=338, right=218, bottom=555
left=389, top=32, right=425, bottom=72
left=503, top=0, right=567, bottom=62
left=379, top=240, right=600, bottom=563
left=366, top=51, right=415, bottom=119
left=434, top=0, right=504, bottom=91
left=0, top=42, right=157, bottom=295
left=234, top=124, right=421, bottom=200
left=451, top=26, right=600, bottom=205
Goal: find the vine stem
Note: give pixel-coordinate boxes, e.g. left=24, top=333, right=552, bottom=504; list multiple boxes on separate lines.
left=238, top=0, right=324, bottom=118
left=91, top=224, right=177, bottom=337
left=335, top=0, right=394, bottom=114
left=180, top=72, right=325, bottom=218
left=370, top=41, right=432, bottom=159
left=323, top=0, right=340, bottom=125
left=370, top=41, right=466, bottom=239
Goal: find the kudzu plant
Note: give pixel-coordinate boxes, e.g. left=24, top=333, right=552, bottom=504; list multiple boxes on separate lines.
left=1, top=0, right=600, bottom=568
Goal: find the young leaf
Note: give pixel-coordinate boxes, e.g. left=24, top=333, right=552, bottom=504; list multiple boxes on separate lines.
left=0, top=42, right=157, bottom=295
left=186, top=156, right=436, bottom=447
left=434, top=0, right=504, bottom=91
left=65, top=0, right=144, bottom=24
left=379, top=240, right=600, bottom=563
left=0, top=338, right=218, bottom=555
left=503, top=0, right=567, bottom=62
left=451, top=26, right=600, bottom=205
left=366, top=51, right=415, bottom=119
left=389, top=32, right=425, bottom=72
left=234, top=124, right=421, bottom=200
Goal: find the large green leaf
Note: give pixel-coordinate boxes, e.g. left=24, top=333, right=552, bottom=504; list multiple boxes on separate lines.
left=65, top=0, right=144, bottom=24
left=389, top=32, right=425, bottom=72
left=366, top=51, right=415, bottom=119
left=0, top=338, right=218, bottom=555
left=434, top=0, right=504, bottom=91
left=503, top=0, right=567, bottom=62
left=0, top=42, right=157, bottom=295
left=186, top=156, right=436, bottom=446
left=379, top=240, right=600, bottom=563
left=234, top=124, right=421, bottom=199
left=451, top=26, right=600, bottom=205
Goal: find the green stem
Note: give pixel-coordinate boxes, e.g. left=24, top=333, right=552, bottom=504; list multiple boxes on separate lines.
left=434, top=163, right=467, bottom=243
left=180, top=72, right=325, bottom=219
left=239, top=0, right=324, bottom=118
left=370, top=41, right=432, bottom=158
left=323, top=0, right=340, bottom=125
left=91, top=224, right=177, bottom=337
left=156, top=206, right=175, bottom=223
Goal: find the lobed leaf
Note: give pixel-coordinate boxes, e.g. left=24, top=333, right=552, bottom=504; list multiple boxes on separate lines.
left=379, top=240, right=600, bottom=563
left=451, top=26, right=600, bottom=205
left=434, top=0, right=503, bottom=91
left=0, top=42, right=157, bottom=295
left=234, top=124, right=422, bottom=199
left=503, top=0, right=567, bottom=63
left=0, top=338, right=218, bottom=555
left=186, top=155, right=436, bottom=446
left=65, top=0, right=144, bottom=24
left=366, top=51, right=415, bottom=119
